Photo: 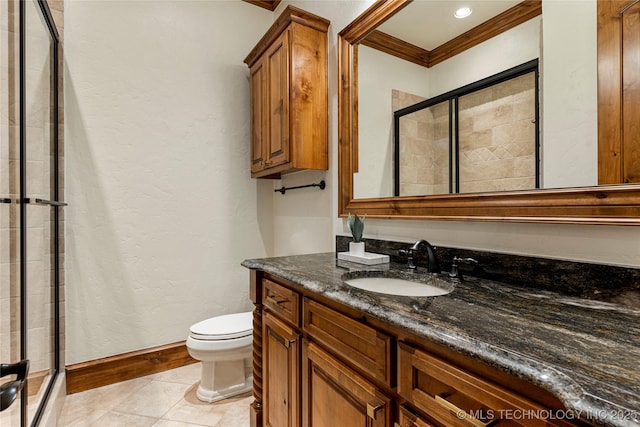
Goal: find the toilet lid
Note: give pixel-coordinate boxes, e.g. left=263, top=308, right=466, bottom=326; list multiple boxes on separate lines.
left=190, top=311, right=253, bottom=340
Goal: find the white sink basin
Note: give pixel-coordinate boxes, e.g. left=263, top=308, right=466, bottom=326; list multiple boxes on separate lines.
left=344, top=276, right=452, bottom=297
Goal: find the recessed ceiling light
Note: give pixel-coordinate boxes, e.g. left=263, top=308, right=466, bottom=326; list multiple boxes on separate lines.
left=454, top=6, right=472, bottom=19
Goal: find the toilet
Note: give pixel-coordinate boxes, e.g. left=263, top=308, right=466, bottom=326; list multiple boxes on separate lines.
left=186, top=311, right=253, bottom=403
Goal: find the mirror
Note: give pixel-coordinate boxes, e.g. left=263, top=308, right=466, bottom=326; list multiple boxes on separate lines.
left=354, top=0, right=595, bottom=199
left=337, top=0, right=640, bottom=224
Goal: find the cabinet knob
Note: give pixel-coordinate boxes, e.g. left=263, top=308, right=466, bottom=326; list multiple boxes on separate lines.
left=367, top=402, right=383, bottom=420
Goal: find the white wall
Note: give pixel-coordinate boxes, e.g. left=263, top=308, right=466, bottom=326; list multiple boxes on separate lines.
left=541, top=0, right=597, bottom=188
left=65, top=0, right=275, bottom=364
left=355, top=46, right=431, bottom=199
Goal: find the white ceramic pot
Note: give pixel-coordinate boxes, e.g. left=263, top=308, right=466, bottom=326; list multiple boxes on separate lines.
left=349, top=241, right=365, bottom=256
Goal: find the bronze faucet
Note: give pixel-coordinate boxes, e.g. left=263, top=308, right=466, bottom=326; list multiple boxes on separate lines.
left=400, top=240, right=440, bottom=273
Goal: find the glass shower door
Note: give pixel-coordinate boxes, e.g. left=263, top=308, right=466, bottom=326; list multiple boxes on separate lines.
left=23, top=0, right=58, bottom=424
left=1, top=0, right=25, bottom=424
left=1, top=0, right=61, bottom=426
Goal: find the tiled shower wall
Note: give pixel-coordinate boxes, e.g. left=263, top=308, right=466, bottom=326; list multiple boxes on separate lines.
left=0, top=0, right=64, bottom=404
left=458, top=73, right=536, bottom=193
left=395, top=72, right=536, bottom=195
left=394, top=89, right=449, bottom=196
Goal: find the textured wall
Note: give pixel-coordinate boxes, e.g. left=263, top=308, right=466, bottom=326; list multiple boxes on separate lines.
left=64, top=0, right=274, bottom=364
left=541, top=0, right=597, bottom=188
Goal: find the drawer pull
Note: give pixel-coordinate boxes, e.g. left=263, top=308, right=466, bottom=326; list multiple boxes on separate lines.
left=266, top=295, right=288, bottom=305
left=435, top=395, right=495, bottom=427
left=367, top=402, right=383, bottom=420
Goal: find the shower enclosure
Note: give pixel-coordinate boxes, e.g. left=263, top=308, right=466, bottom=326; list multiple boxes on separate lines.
left=1, top=0, right=64, bottom=426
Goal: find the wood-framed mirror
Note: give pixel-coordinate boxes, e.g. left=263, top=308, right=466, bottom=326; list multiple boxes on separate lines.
left=337, top=0, right=640, bottom=225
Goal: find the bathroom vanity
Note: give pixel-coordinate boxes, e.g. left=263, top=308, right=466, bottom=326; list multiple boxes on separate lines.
left=242, top=252, right=640, bottom=427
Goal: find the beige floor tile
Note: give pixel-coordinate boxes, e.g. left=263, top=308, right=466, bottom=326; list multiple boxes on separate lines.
left=59, top=366, right=252, bottom=427
left=149, top=362, right=201, bottom=385
left=58, top=377, right=151, bottom=426
left=152, top=420, right=207, bottom=427
left=116, top=380, right=191, bottom=418
left=90, top=411, right=158, bottom=427
left=159, top=383, right=223, bottom=426
left=211, top=395, right=252, bottom=427
left=57, top=404, right=109, bottom=427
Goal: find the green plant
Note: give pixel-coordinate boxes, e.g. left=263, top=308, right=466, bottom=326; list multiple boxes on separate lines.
left=347, top=213, right=365, bottom=242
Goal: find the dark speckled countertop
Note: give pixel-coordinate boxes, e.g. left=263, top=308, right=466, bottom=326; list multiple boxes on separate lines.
left=242, top=252, right=640, bottom=427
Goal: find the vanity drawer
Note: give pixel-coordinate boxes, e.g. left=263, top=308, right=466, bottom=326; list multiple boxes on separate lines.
left=397, top=405, right=437, bottom=427
left=263, top=279, right=300, bottom=326
left=398, top=342, right=576, bottom=427
left=303, top=298, right=392, bottom=386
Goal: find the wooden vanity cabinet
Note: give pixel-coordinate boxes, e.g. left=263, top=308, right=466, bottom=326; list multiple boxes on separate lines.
left=261, top=279, right=301, bottom=427
left=244, top=6, right=329, bottom=179
left=250, top=272, right=582, bottom=427
left=302, top=341, right=392, bottom=427
left=263, top=313, right=300, bottom=427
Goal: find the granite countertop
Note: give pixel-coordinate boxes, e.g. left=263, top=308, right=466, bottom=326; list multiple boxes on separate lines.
left=242, top=252, right=640, bottom=427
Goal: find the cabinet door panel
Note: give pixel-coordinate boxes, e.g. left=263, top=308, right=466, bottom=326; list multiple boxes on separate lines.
left=289, top=23, right=328, bottom=170
left=263, top=313, right=299, bottom=427
left=250, top=61, right=267, bottom=173
left=266, top=30, right=290, bottom=168
left=303, top=341, right=391, bottom=427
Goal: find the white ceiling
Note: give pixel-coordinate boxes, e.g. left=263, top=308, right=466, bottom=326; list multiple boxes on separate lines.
left=376, top=0, right=522, bottom=51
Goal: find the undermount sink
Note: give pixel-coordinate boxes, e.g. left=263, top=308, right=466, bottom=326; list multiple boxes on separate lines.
left=342, top=271, right=453, bottom=297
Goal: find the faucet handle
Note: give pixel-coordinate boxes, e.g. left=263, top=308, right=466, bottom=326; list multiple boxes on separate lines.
left=448, top=256, right=478, bottom=281
left=398, top=249, right=417, bottom=269
left=454, top=256, right=478, bottom=266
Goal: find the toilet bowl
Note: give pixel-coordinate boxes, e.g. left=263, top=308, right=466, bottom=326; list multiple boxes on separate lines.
left=186, top=311, right=253, bottom=403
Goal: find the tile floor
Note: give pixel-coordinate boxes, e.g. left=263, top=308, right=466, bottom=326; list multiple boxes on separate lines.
left=58, top=363, right=252, bottom=427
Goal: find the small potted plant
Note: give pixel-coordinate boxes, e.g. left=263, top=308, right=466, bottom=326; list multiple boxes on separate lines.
left=347, top=213, right=366, bottom=256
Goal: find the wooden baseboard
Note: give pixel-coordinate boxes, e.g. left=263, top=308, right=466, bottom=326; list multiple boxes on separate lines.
left=65, top=341, right=197, bottom=395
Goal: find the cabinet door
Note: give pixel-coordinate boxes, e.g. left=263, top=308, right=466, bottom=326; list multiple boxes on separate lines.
left=265, top=30, right=290, bottom=168
left=303, top=341, right=392, bottom=427
left=263, top=312, right=300, bottom=427
left=250, top=59, right=268, bottom=173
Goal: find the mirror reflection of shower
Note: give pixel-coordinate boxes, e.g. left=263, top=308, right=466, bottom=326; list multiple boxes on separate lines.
left=394, top=61, right=539, bottom=196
